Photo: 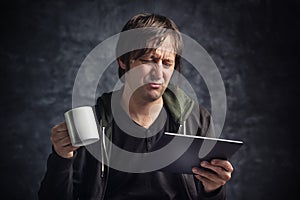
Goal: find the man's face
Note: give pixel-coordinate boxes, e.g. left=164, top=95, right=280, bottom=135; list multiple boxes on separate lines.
left=123, top=36, right=176, bottom=102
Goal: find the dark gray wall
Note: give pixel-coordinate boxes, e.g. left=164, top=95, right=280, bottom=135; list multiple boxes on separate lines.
left=1, top=0, right=299, bottom=199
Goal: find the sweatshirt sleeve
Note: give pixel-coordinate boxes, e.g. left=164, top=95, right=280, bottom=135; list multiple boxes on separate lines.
left=198, top=183, right=226, bottom=200
left=38, top=148, right=79, bottom=200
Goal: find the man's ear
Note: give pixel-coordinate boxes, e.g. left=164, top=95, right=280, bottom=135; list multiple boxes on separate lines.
left=118, top=58, right=127, bottom=70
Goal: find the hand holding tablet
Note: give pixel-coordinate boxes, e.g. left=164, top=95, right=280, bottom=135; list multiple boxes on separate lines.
left=155, top=132, right=243, bottom=174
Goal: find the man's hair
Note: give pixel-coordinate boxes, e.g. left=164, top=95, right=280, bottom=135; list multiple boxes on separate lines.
left=116, top=13, right=182, bottom=79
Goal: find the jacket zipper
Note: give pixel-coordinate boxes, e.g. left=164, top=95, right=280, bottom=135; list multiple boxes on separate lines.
left=101, top=126, right=106, bottom=177
left=100, top=126, right=109, bottom=200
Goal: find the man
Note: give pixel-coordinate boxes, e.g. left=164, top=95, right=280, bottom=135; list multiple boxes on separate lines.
left=39, top=13, right=233, bottom=200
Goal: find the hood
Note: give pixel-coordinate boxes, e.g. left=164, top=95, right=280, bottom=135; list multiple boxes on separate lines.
left=162, top=84, right=195, bottom=124
left=97, top=84, right=195, bottom=126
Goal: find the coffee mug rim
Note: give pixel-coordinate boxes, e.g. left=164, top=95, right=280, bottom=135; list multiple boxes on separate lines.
left=64, top=106, right=93, bottom=115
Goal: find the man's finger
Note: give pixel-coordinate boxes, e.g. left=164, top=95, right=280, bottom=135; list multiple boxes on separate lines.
left=211, top=159, right=233, bottom=172
left=52, top=122, right=68, bottom=132
left=61, top=144, right=79, bottom=152
left=192, top=167, right=226, bottom=186
left=51, top=131, right=69, bottom=143
left=200, top=161, right=232, bottom=181
left=58, top=136, right=72, bottom=147
left=195, top=174, right=216, bottom=185
left=200, top=161, right=224, bottom=175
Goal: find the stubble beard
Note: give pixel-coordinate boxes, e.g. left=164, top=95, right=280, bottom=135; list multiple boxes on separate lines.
left=134, top=84, right=166, bottom=103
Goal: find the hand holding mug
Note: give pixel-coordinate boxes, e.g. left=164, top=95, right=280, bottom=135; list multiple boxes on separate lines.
left=50, top=122, right=79, bottom=158
left=51, top=106, right=100, bottom=158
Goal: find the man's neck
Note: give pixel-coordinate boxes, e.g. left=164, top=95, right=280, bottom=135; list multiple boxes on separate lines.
left=121, top=88, right=163, bottom=129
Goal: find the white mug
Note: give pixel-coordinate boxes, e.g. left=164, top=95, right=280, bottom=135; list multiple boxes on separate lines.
left=64, top=106, right=100, bottom=147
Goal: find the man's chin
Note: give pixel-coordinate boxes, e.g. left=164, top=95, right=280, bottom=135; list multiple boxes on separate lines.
left=145, top=89, right=165, bottom=101
left=132, top=85, right=166, bottom=102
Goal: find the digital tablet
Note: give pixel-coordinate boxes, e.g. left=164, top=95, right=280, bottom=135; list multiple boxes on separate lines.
left=153, top=132, right=243, bottom=174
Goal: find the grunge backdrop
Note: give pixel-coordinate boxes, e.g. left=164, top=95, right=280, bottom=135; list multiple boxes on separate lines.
left=1, top=0, right=299, bottom=199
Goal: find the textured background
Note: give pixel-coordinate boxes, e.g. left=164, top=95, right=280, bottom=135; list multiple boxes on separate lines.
left=1, top=0, right=299, bottom=199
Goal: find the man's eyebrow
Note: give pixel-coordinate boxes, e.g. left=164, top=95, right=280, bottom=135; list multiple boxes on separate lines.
left=141, top=53, right=175, bottom=60
left=164, top=58, right=174, bottom=62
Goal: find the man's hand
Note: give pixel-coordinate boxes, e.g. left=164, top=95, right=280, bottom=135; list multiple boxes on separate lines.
left=192, top=159, right=233, bottom=193
left=50, top=122, right=79, bottom=158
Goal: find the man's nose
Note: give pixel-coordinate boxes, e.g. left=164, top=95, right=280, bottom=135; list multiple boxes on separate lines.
left=151, top=62, right=163, bottom=80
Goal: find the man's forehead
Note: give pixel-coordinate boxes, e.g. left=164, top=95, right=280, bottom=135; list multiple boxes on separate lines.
left=146, top=35, right=177, bottom=54
left=143, top=49, right=176, bottom=60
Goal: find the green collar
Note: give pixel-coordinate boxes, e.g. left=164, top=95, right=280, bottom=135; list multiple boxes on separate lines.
left=97, top=84, right=195, bottom=127
left=162, top=85, right=195, bottom=124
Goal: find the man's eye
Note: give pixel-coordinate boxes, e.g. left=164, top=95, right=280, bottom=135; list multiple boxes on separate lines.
left=140, top=59, right=153, bottom=63
left=163, top=62, right=174, bottom=68
left=139, top=58, right=174, bottom=68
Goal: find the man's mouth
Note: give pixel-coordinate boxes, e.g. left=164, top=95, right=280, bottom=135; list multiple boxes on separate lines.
left=148, top=82, right=162, bottom=89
